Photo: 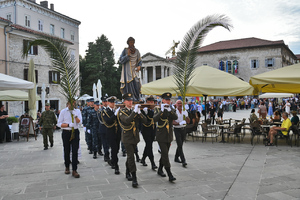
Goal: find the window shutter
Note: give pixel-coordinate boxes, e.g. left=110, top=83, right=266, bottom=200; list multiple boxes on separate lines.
left=24, top=68, right=28, bottom=80
left=35, top=70, right=38, bottom=83
left=257, top=60, right=259, bottom=68
left=272, top=58, right=275, bottom=66
left=265, top=59, right=267, bottom=67
left=57, top=72, right=60, bottom=83
left=33, top=45, right=38, bottom=55
left=49, top=71, right=52, bottom=83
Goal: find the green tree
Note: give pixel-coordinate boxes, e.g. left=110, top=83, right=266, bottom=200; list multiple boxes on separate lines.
left=80, top=34, right=121, bottom=98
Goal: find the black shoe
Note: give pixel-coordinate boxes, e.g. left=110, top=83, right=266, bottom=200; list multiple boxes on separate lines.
left=174, top=158, right=182, bottom=163
left=122, top=152, right=126, bottom=157
left=152, top=164, right=158, bottom=170
left=111, top=165, right=115, bottom=169
left=104, top=157, right=109, bottom=162
left=182, top=162, right=187, bottom=167
left=50, top=143, right=53, bottom=147
left=89, top=150, right=93, bottom=154
left=140, top=159, right=147, bottom=166
left=93, top=152, right=97, bottom=159
left=44, top=147, right=48, bottom=150
left=98, top=151, right=104, bottom=156
left=107, top=160, right=113, bottom=166
left=126, top=173, right=133, bottom=181
left=157, top=170, right=166, bottom=177
left=169, top=176, right=176, bottom=182
left=132, top=180, right=138, bottom=188
left=115, top=169, right=120, bottom=175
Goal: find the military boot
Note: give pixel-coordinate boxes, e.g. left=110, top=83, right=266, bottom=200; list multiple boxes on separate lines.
left=125, top=169, right=133, bottom=181
left=131, top=172, right=138, bottom=188
left=140, top=156, right=147, bottom=166
left=165, top=167, right=176, bottom=182
left=93, top=151, right=97, bottom=159
left=150, top=158, right=158, bottom=170
left=157, top=162, right=166, bottom=177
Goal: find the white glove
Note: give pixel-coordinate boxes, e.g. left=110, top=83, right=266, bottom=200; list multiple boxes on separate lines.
left=83, top=126, right=86, bottom=132
left=183, top=110, right=188, bottom=117
left=161, top=104, right=166, bottom=111
left=166, top=106, right=171, bottom=112
left=137, top=109, right=141, bottom=114
left=114, top=107, right=120, bottom=116
left=87, top=129, right=91, bottom=134
left=69, top=123, right=75, bottom=128
left=134, top=104, right=140, bottom=113
left=143, top=107, right=148, bottom=114
left=179, top=120, right=187, bottom=125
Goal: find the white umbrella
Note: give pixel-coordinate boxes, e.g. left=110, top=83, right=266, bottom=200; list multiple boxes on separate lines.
left=78, top=94, right=93, bottom=101
left=28, top=59, right=36, bottom=120
left=0, top=73, right=34, bottom=90
left=259, top=93, right=294, bottom=99
left=93, top=83, right=97, bottom=100
left=97, top=79, right=102, bottom=102
left=0, top=90, right=41, bottom=101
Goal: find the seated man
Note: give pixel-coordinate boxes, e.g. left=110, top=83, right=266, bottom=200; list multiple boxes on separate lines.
left=265, top=112, right=291, bottom=146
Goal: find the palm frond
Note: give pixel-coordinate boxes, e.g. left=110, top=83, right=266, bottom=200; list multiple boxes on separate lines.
left=173, top=14, right=233, bottom=109
left=23, top=37, right=79, bottom=108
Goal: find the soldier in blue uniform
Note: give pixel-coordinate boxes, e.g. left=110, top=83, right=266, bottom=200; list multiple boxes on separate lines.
left=140, top=95, right=157, bottom=170
left=102, top=96, right=121, bottom=175
left=87, top=101, right=100, bottom=159
left=82, top=98, right=92, bottom=152
left=99, top=96, right=110, bottom=162
left=85, top=98, right=94, bottom=154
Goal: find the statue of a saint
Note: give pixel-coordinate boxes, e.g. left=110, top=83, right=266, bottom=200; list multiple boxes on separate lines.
left=119, top=37, right=142, bottom=102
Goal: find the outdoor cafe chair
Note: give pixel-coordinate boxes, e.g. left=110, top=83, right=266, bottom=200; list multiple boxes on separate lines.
left=290, top=125, right=299, bottom=147
left=201, top=123, right=218, bottom=143
left=250, top=121, right=264, bottom=146
left=226, top=124, right=242, bottom=144
left=274, top=126, right=293, bottom=147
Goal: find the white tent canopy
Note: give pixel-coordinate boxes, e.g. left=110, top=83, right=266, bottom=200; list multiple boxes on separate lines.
left=0, top=90, right=41, bottom=101
left=0, top=73, right=34, bottom=90
left=78, top=94, right=93, bottom=101
left=259, top=93, right=294, bottom=99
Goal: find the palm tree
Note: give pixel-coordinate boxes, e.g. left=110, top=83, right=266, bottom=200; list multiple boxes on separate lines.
left=23, top=37, right=80, bottom=140
left=173, top=14, right=233, bottom=112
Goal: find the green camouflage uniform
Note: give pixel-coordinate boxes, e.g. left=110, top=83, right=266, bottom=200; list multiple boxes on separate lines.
left=39, top=110, right=57, bottom=148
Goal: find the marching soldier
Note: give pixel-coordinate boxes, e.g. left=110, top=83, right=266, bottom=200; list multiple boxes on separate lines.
left=87, top=101, right=100, bottom=159
left=39, top=103, right=57, bottom=150
left=99, top=96, right=110, bottom=162
left=102, top=96, right=121, bottom=175
left=153, top=92, right=178, bottom=182
left=140, top=95, right=158, bottom=170
left=118, top=93, right=147, bottom=188
left=85, top=98, right=94, bottom=154
left=82, top=98, right=92, bottom=153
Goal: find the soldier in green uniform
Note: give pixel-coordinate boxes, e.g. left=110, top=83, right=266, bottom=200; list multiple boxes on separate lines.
left=39, top=103, right=57, bottom=150
left=118, top=93, right=147, bottom=188
left=153, top=92, right=178, bottom=182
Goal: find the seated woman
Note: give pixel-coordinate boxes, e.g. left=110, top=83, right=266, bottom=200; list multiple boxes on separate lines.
left=271, top=110, right=281, bottom=122
left=265, top=112, right=292, bottom=146
left=250, top=109, right=262, bottom=124
left=291, top=110, right=299, bottom=126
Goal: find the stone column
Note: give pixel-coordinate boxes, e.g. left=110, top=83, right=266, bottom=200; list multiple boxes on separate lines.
left=161, top=66, right=164, bottom=79
left=153, top=66, right=156, bottom=82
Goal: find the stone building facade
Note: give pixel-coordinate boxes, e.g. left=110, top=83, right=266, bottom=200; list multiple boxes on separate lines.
left=0, top=0, right=80, bottom=116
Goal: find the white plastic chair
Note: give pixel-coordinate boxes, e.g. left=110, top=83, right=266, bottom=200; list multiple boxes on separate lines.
left=11, top=123, right=19, bottom=141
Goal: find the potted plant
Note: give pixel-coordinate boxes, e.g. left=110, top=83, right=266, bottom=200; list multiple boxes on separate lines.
left=7, top=117, right=18, bottom=125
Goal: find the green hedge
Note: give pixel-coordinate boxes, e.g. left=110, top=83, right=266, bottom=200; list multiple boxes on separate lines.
left=7, top=117, right=18, bottom=125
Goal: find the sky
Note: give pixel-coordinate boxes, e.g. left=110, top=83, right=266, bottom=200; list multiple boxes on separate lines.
left=48, top=0, right=300, bottom=61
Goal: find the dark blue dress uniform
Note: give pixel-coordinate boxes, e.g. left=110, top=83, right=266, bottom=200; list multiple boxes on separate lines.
left=87, top=103, right=100, bottom=158
left=99, top=108, right=110, bottom=161
left=153, top=92, right=178, bottom=182
left=102, top=96, right=121, bottom=175
left=140, top=103, right=157, bottom=170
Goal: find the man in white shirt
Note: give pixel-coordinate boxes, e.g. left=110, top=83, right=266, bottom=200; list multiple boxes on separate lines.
left=173, top=100, right=190, bottom=167
left=57, top=100, right=82, bottom=178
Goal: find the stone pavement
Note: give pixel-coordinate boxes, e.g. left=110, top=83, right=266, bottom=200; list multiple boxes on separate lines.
left=0, top=109, right=300, bottom=200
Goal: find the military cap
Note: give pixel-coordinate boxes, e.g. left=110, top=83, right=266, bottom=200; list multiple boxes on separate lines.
left=101, top=96, right=108, bottom=102
left=161, top=92, right=172, bottom=100
left=107, top=96, right=117, bottom=103
left=94, top=101, right=100, bottom=105
left=146, top=95, right=155, bottom=102
left=122, top=93, right=133, bottom=101
left=45, top=103, right=50, bottom=106
left=86, top=98, right=90, bottom=102
left=89, top=98, right=94, bottom=102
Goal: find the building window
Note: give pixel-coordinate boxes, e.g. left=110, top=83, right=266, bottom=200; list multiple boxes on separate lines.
left=38, top=20, right=43, bottom=31
left=60, top=28, right=65, bottom=39
left=24, top=69, right=38, bottom=83
left=219, top=60, right=225, bottom=71
left=50, top=24, right=54, bottom=35
left=70, top=30, right=75, bottom=41
left=251, top=59, right=259, bottom=69
left=6, top=13, right=12, bottom=21
left=70, top=49, right=75, bottom=62
left=23, top=40, right=38, bottom=55
left=233, top=60, right=239, bottom=74
left=25, top=15, right=30, bottom=27
left=265, top=58, right=275, bottom=67
left=49, top=71, right=60, bottom=84
left=227, top=61, right=232, bottom=73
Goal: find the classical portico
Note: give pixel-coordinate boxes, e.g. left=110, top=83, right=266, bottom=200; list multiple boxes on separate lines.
left=141, top=53, right=174, bottom=84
